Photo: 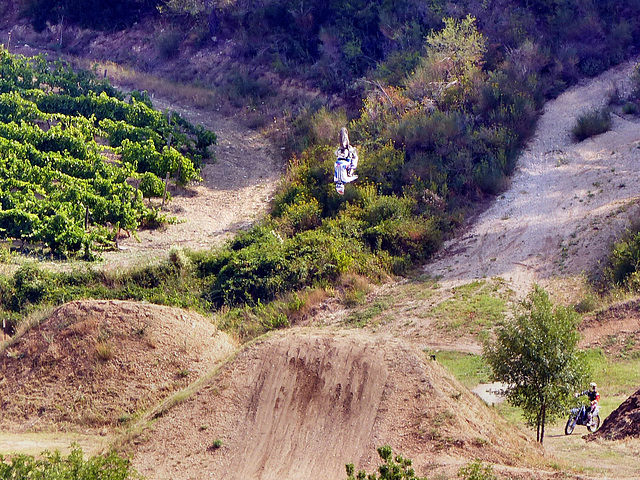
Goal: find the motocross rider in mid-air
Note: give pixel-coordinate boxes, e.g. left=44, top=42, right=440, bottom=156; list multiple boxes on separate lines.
left=334, top=127, right=358, bottom=195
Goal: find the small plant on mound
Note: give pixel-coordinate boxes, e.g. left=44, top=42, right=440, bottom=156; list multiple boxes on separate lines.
left=458, top=460, right=497, bottom=480
left=345, top=445, right=427, bottom=480
left=571, top=107, right=612, bottom=142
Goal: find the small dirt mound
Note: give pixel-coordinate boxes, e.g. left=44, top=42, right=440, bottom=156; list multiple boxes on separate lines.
left=130, top=329, right=543, bottom=480
left=0, top=300, right=236, bottom=433
left=578, top=300, right=640, bottom=357
left=588, top=388, right=640, bottom=441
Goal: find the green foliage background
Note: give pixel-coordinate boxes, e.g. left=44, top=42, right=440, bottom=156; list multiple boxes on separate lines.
left=3, top=0, right=640, bottom=337
left=0, top=48, right=215, bottom=257
left=0, top=446, right=140, bottom=480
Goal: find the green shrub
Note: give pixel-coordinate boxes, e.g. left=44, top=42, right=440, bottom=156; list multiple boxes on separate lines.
left=12, top=264, right=54, bottom=309
left=0, top=446, right=140, bottom=479
left=579, top=56, right=607, bottom=77
left=346, top=445, right=427, bottom=480
left=360, top=193, right=413, bottom=225
left=273, top=193, right=322, bottom=236
left=622, top=101, right=639, bottom=114
left=571, top=107, right=612, bottom=142
left=356, top=142, right=405, bottom=194
left=206, top=237, right=290, bottom=306
left=458, top=460, right=497, bottom=480
left=158, top=30, right=183, bottom=59
left=606, top=229, right=640, bottom=289
left=139, top=172, right=166, bottom=199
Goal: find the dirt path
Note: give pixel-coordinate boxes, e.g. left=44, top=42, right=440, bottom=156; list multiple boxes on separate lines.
left=101, top=96, right=283, bottom=268
left=425, top=59, right=640, bottom=300
left=0, top=432, right=108, bottom=457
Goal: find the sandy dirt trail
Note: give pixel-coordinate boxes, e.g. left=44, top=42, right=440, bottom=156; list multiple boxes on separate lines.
left=101, top=97, right=284, bottom=268
left=425, top=59, right=640, bottom=298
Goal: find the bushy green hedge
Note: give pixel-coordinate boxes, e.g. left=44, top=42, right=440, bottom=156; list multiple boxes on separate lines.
left=0, top=446, right=140, bottom=480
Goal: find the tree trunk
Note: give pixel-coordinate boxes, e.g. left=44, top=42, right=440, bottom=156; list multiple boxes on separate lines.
left=540, top=401, right=547, bottom=444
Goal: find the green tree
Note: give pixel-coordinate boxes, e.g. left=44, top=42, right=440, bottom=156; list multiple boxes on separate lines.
left=405, top=15, right=487, bottom=109
left=345, top=445, right=427, bottom=480
left=483, top=286, right=588, bottom=443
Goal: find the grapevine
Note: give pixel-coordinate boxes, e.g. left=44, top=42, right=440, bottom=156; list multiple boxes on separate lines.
left=0, top=47, right=216, bottom=257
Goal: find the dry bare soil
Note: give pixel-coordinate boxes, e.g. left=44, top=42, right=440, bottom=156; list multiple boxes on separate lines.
left=1, top=51, right=640, bottom=479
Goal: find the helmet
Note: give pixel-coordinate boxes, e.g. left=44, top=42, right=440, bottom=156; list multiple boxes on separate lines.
left=590, top=382, right=597, bottom=389
left=336, top=182, right=345, bottom=195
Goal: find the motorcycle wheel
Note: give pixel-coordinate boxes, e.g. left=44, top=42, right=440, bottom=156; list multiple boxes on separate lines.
left=565, top=417, right=576, bottom=435
left=587, top=414, right=600, bottom=433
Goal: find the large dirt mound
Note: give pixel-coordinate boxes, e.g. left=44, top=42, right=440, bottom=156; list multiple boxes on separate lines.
left=0, top=300, right=236, bottom=433
left=130, top=329, right=544, bottom=480
left=588, top=388, right=640, bottom=441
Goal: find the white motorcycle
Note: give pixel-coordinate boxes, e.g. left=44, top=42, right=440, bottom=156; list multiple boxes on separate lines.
left=565, top=403, right=600, bottom=435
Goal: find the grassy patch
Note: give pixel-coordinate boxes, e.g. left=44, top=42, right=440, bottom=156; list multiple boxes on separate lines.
left=584, top=348, right=640, bottom=401
left=346, top=300, right=388, bottom=328
left=432, top=280, right=509, bottom=336
left=429, top=350, right=491, bottom=388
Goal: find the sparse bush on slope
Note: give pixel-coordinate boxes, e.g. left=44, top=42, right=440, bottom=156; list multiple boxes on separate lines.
left=604, top=224, right=640, bottom=291
left=571, top=107, right=612, bottom=142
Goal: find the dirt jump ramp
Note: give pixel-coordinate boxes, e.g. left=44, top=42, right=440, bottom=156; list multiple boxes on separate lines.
left=132, top=328, right=539, bottom=479
left=0, top=300, right=236, bottom=433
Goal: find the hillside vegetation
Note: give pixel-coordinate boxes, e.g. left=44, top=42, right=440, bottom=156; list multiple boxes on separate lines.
left=0, top=48, right=215, bottom=258
left=1, top=1, right=640, bottom=479
left=2, top=0, right=640, bottom=337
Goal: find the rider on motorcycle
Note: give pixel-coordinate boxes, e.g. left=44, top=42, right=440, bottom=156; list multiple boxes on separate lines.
left=575, top=382, right=600, bottom=425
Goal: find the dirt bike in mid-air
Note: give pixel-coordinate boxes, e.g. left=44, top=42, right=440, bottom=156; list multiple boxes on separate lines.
left=565, top=404, right=600, bottom=435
